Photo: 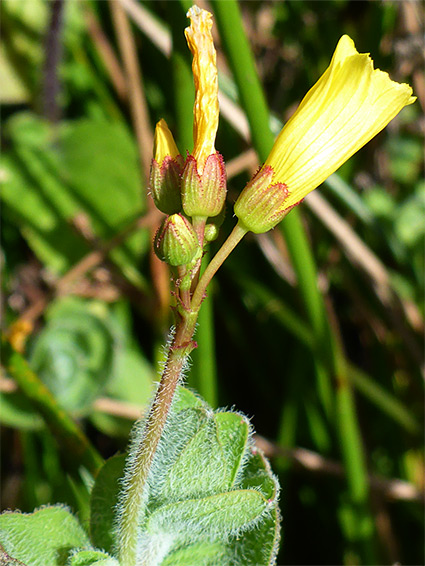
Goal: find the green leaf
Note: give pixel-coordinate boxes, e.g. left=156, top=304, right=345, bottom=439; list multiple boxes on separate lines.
left=146, top=489, right=268, bottom=536
left=90, top=454, right=125, bottom=554
left=171, top=387, right=206, bottom=411
left=159, top=418, right=231, bottom=500
left=1, top=114, right=89, bottom=274
left=0, top=506, right=90, bottom=566
left=160, top=541, right=226, bottom=566
left=158, top=411, right=250, bottom=503
left=0, top=543, right=27, bottom=565
left=68, top=550, right=119, bottom=566
left=214, top=412, right=250, bottom=486
left=239, top=449, right=279, bottom=501
left=116, top=386, right=281, bottom=565
left=59, top=118, right=148, bottom=285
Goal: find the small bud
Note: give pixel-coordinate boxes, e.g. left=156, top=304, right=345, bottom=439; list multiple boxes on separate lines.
left=149, top=120, right=183, bottom=214
left=234, top=166, right=291, bottom=234
left=204, top=205, right=225, bottom=243
left=154, top=214, right=200, bottom=267
left=181, top=152, right=226, bottom=218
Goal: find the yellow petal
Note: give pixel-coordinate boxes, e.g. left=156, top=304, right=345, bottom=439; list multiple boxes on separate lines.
left=185, top=6, right=219, bottom=173
left=265, top=35, right=416, bottom=209
left=153, top=119, right=181, bottom=165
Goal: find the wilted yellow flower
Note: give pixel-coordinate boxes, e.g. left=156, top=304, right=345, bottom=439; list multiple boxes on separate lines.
left=153, top=118, right=180, bottom=165
left=185, top=6, right=219, bottom=174
left=264, top=34, right=415, bottom=211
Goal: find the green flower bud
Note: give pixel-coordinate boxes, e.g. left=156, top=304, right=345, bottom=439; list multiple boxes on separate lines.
left=204, top=205, right=226, bottom=243
left=181, top=152, right=226, bottom=218
left=234, top=166, right=291, bottom=233
left=154, top=214, right=200, bottom=267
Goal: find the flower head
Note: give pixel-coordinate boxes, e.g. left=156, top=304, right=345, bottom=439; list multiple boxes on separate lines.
left=185, top=5, right=219, bottom=174
left=265, top=35, right=415, bottom=210
left=235, top=35, right=415, bottom=232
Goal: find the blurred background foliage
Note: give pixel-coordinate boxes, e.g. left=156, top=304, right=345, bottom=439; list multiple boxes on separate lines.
left=1, top=1, right=424, bottom=565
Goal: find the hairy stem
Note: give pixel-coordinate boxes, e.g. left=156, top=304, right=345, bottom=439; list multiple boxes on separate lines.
left=118, top=221, right=246, bottom=565
left=118, top=309, right=197, bottom=566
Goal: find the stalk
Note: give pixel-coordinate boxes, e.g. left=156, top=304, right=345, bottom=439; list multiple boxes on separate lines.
left=191, top=222, right=247, bottom=311
left=118, top=221, right=246, bottom=565
left=118, top=308, right=198, bottom=566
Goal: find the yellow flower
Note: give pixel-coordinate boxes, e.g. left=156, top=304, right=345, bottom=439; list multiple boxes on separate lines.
left=185, top=6, right=219, bottom=174
left=153, top=118, right=180, bottom=165
left=264, top=34, right=416, bottom=211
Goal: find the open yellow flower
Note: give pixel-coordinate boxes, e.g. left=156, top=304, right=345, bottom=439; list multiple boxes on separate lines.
left=235, top=35, right=415, bottom=233
left=184, top=5, right=219, bottom=174
left=265, top=34, right=415, bottom=210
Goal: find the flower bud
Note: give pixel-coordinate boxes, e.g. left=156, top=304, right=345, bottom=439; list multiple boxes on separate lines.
left=154, top=119, right=180, bottom=164
left=234, top=166, right=291, bottom=234
left=154, top=214, right=200, bottom=267
left=149, top=120, right=183, bottom=214
left=181, top=152, right=226, bottom=218
left=204, top=205, right=225, bottom=243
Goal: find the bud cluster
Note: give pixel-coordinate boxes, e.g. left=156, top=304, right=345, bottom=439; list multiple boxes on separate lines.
left=149, top=119, right=227, bottom=268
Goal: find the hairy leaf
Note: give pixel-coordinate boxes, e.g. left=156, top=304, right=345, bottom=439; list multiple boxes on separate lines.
left=0, top=506, right=90, bottom=566
left=113, top=386, right=281, bottom=565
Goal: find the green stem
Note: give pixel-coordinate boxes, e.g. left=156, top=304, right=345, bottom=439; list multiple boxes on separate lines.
left=188, top=249, right=218, bottom=407
left=190, top=215, right=207, bottom=292
left=192, top=215, right=207, bottom=247
left=177, top=265, right=191, bottom=310
left=118, top=222, right=246, bottom=565
left=117, top=309, right=198, bottom=566
left=191, top=222, right=247, bottom=312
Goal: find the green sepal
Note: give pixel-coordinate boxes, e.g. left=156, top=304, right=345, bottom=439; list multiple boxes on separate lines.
left=181, top=154, right=226, bottom=218
left=154, top=214, right=201, bottom=267
left=234, top=166, right=291, bottom=233
left=149, top=156, right=183, bottom=215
